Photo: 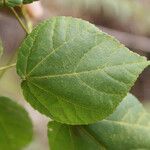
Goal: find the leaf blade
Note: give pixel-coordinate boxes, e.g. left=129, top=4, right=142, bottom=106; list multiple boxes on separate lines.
left=0, top=96, right=33, bottom=150
left=48, top=94, right=150, bottom=150
left=17, top=16, right=149, bottom=124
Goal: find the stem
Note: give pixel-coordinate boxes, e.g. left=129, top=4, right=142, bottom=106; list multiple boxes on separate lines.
left=0, top=48, right=18, bottom=78
left=0, top=7, right=32, bottom=79
left=10, top=7, right=29, bottom=34
left=21, top=6, right=33, bottom=33
left=0, top=63, right=16, bottom=71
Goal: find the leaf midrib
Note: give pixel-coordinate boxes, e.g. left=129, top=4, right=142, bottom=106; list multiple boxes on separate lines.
left=28, top=61, right=146, bottom=79
left=102, top=118, right=150, bottom=129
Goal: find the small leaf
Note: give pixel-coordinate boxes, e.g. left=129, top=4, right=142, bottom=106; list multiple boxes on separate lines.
left=0, top=0, right=38, bottom=7
left=48, top=94, right=150, bottom=150
left=0, top=96, right=33, bottom=150
left=0, top=39, right=3, bottom=59
left=17, top=16, right=149, bottom=124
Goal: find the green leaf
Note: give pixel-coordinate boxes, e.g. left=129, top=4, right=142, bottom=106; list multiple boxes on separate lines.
left=0, top=0, right=38, bottom=7
left=23, top=0, right=38, bottom=4
left=0, top=39, right=3, bottom=59
left=0, top=96, right=33, bottom=150
left=48, top=94, right=150, bottom=150
left=17, top=16, right=149, bottom=124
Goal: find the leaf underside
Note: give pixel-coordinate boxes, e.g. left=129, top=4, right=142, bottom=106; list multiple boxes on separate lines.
left=48, top=94, right=150, bottom=150
left=0, top=97, right=33, bottom=150
left=17, top=16, right=149, bottom=124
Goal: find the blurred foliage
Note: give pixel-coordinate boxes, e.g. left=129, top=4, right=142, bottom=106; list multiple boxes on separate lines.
left=48, top=0, right=150, bottom=35
left=0, top=39, right=3, bottom=58
left=56, top=0, right=137, bottom=19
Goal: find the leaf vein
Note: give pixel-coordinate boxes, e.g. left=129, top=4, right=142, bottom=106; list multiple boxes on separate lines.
left=29, top=61, right=146, bottom=79
left=28, top=81, right=103, bottom=112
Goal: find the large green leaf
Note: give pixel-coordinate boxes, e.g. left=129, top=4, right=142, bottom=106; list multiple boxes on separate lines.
left=48, top=94, right=150, bottom=150
left=17, top=16, right=149, bottom=124
left=0, top=96, right=33, bottom=150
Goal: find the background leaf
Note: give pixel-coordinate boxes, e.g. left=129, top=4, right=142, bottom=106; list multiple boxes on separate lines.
left=17, top=16, right=149, bottom=124
left=0, top=0, right=38, bottom=7
left=23, top=0, right=38, bottom=4
left=0, top=96, right=33, bottom=150
left=48, top=94, right=150, bottom=150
